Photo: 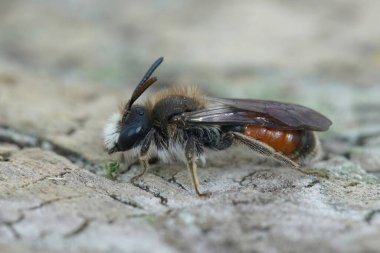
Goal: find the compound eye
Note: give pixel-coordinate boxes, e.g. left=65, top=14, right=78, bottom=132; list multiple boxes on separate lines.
left=125, top=125, right=142, bottom=137
left=117, top=106, right=149, bottom=151
left=118, top=124, right=143, bottom=150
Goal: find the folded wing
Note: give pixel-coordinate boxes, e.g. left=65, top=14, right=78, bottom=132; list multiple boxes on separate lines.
left=170, top=97, right=332, bottom=131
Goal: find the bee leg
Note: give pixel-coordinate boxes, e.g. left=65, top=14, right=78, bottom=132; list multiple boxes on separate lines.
left=119, top=153, right=136, bottom=174
left=185, top=137, right=211, bottom=197
left=131, top=158, right=149, bottom=182
left=119, top=153, right=128, bottom=172
left=232, top=132, right=300, bottom=168
left=233, top=133, right=327, bottom=178
left=131, top=130, right=155, bottom=182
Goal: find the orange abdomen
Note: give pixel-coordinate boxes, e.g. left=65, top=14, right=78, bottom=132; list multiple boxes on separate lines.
left=244, top=126, right=303, bottom=157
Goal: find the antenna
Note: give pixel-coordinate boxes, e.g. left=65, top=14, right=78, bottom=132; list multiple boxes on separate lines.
left=126, top=57, right=164, bottom=110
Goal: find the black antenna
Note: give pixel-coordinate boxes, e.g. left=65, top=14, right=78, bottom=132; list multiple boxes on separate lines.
left=126, top=57, right=164, bottom=110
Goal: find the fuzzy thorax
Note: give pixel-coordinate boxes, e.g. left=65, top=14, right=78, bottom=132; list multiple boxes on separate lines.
left=145, top=86, right=206, bottom=111
left=104, top=85, right=206, bottom=157
left=103, top=113, right=121, bottom=151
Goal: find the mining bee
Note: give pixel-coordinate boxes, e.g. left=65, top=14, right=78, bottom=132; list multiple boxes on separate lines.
left=104, top=57, right=332, bottom=196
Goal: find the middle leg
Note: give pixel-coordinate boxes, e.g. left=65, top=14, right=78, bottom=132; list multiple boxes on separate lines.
left=185, top=136, right=210, bottom=197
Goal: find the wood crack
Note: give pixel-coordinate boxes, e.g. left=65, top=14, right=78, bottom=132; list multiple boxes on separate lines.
left=19, top=171, right=71, bottom=188
left=76, top=174, right=145, bottom=210
left=168, top=172, right=188, bottom=191
left=64, top=218, right=92, bottom=238
left=0, top=125, right=102, bottom=172
left=132, top=181, right=168, bottom=206
left=1, top=213, right=25, bottom=240
left=27, top=195, right=81, bottom=211
left=107, top=193, right=144, bottom=210
left=365, top=209, right=380, bottom=224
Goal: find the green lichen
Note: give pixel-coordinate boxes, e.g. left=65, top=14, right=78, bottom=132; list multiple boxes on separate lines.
left=143, top=215, right=158, bottom=224
left=104, top=160, right=121, bottom=180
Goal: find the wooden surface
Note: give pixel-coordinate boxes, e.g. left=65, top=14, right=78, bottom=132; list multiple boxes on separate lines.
left=1, top=1, right=380, bottom=252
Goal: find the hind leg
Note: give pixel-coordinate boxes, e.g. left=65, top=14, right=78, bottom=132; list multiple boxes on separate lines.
left=232, top=132, right=329, bottom=177
left=232, top=132, right=300, bottom=167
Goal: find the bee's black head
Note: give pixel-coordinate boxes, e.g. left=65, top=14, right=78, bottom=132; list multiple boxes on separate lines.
left=104, top=57, right=163, bottom=155
left=110, top=105, right=150, bottom=154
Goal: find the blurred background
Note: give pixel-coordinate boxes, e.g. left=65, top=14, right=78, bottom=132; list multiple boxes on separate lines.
left=1, top=0, right=380, bottom=159
left=1, top=0, right=379, bottom=87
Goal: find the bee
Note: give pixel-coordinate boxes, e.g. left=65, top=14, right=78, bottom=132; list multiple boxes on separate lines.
left=104, top=57, right=332, bottom=196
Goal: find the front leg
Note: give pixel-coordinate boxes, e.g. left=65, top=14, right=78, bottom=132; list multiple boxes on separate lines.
left=185, top=136, right=210, bottom=197
left=131, top=129, right=155, bottom=182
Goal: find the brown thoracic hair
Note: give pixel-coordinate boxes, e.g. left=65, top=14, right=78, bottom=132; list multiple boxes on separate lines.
left=145, top=85, right=206, bottom=112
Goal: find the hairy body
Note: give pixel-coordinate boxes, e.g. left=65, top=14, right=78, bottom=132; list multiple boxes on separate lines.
left=103, top=57, right=330, bottom=196
left=104, top=86, right=321, bottom=195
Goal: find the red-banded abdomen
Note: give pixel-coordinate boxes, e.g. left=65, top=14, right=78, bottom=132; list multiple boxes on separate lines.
left=244, top=125, right=319, bottom=162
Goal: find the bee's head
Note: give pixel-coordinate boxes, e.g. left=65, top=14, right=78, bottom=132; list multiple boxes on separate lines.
left=104, top=105, right=150, bottom=154
left=103, top=57, right=163, bottom=155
